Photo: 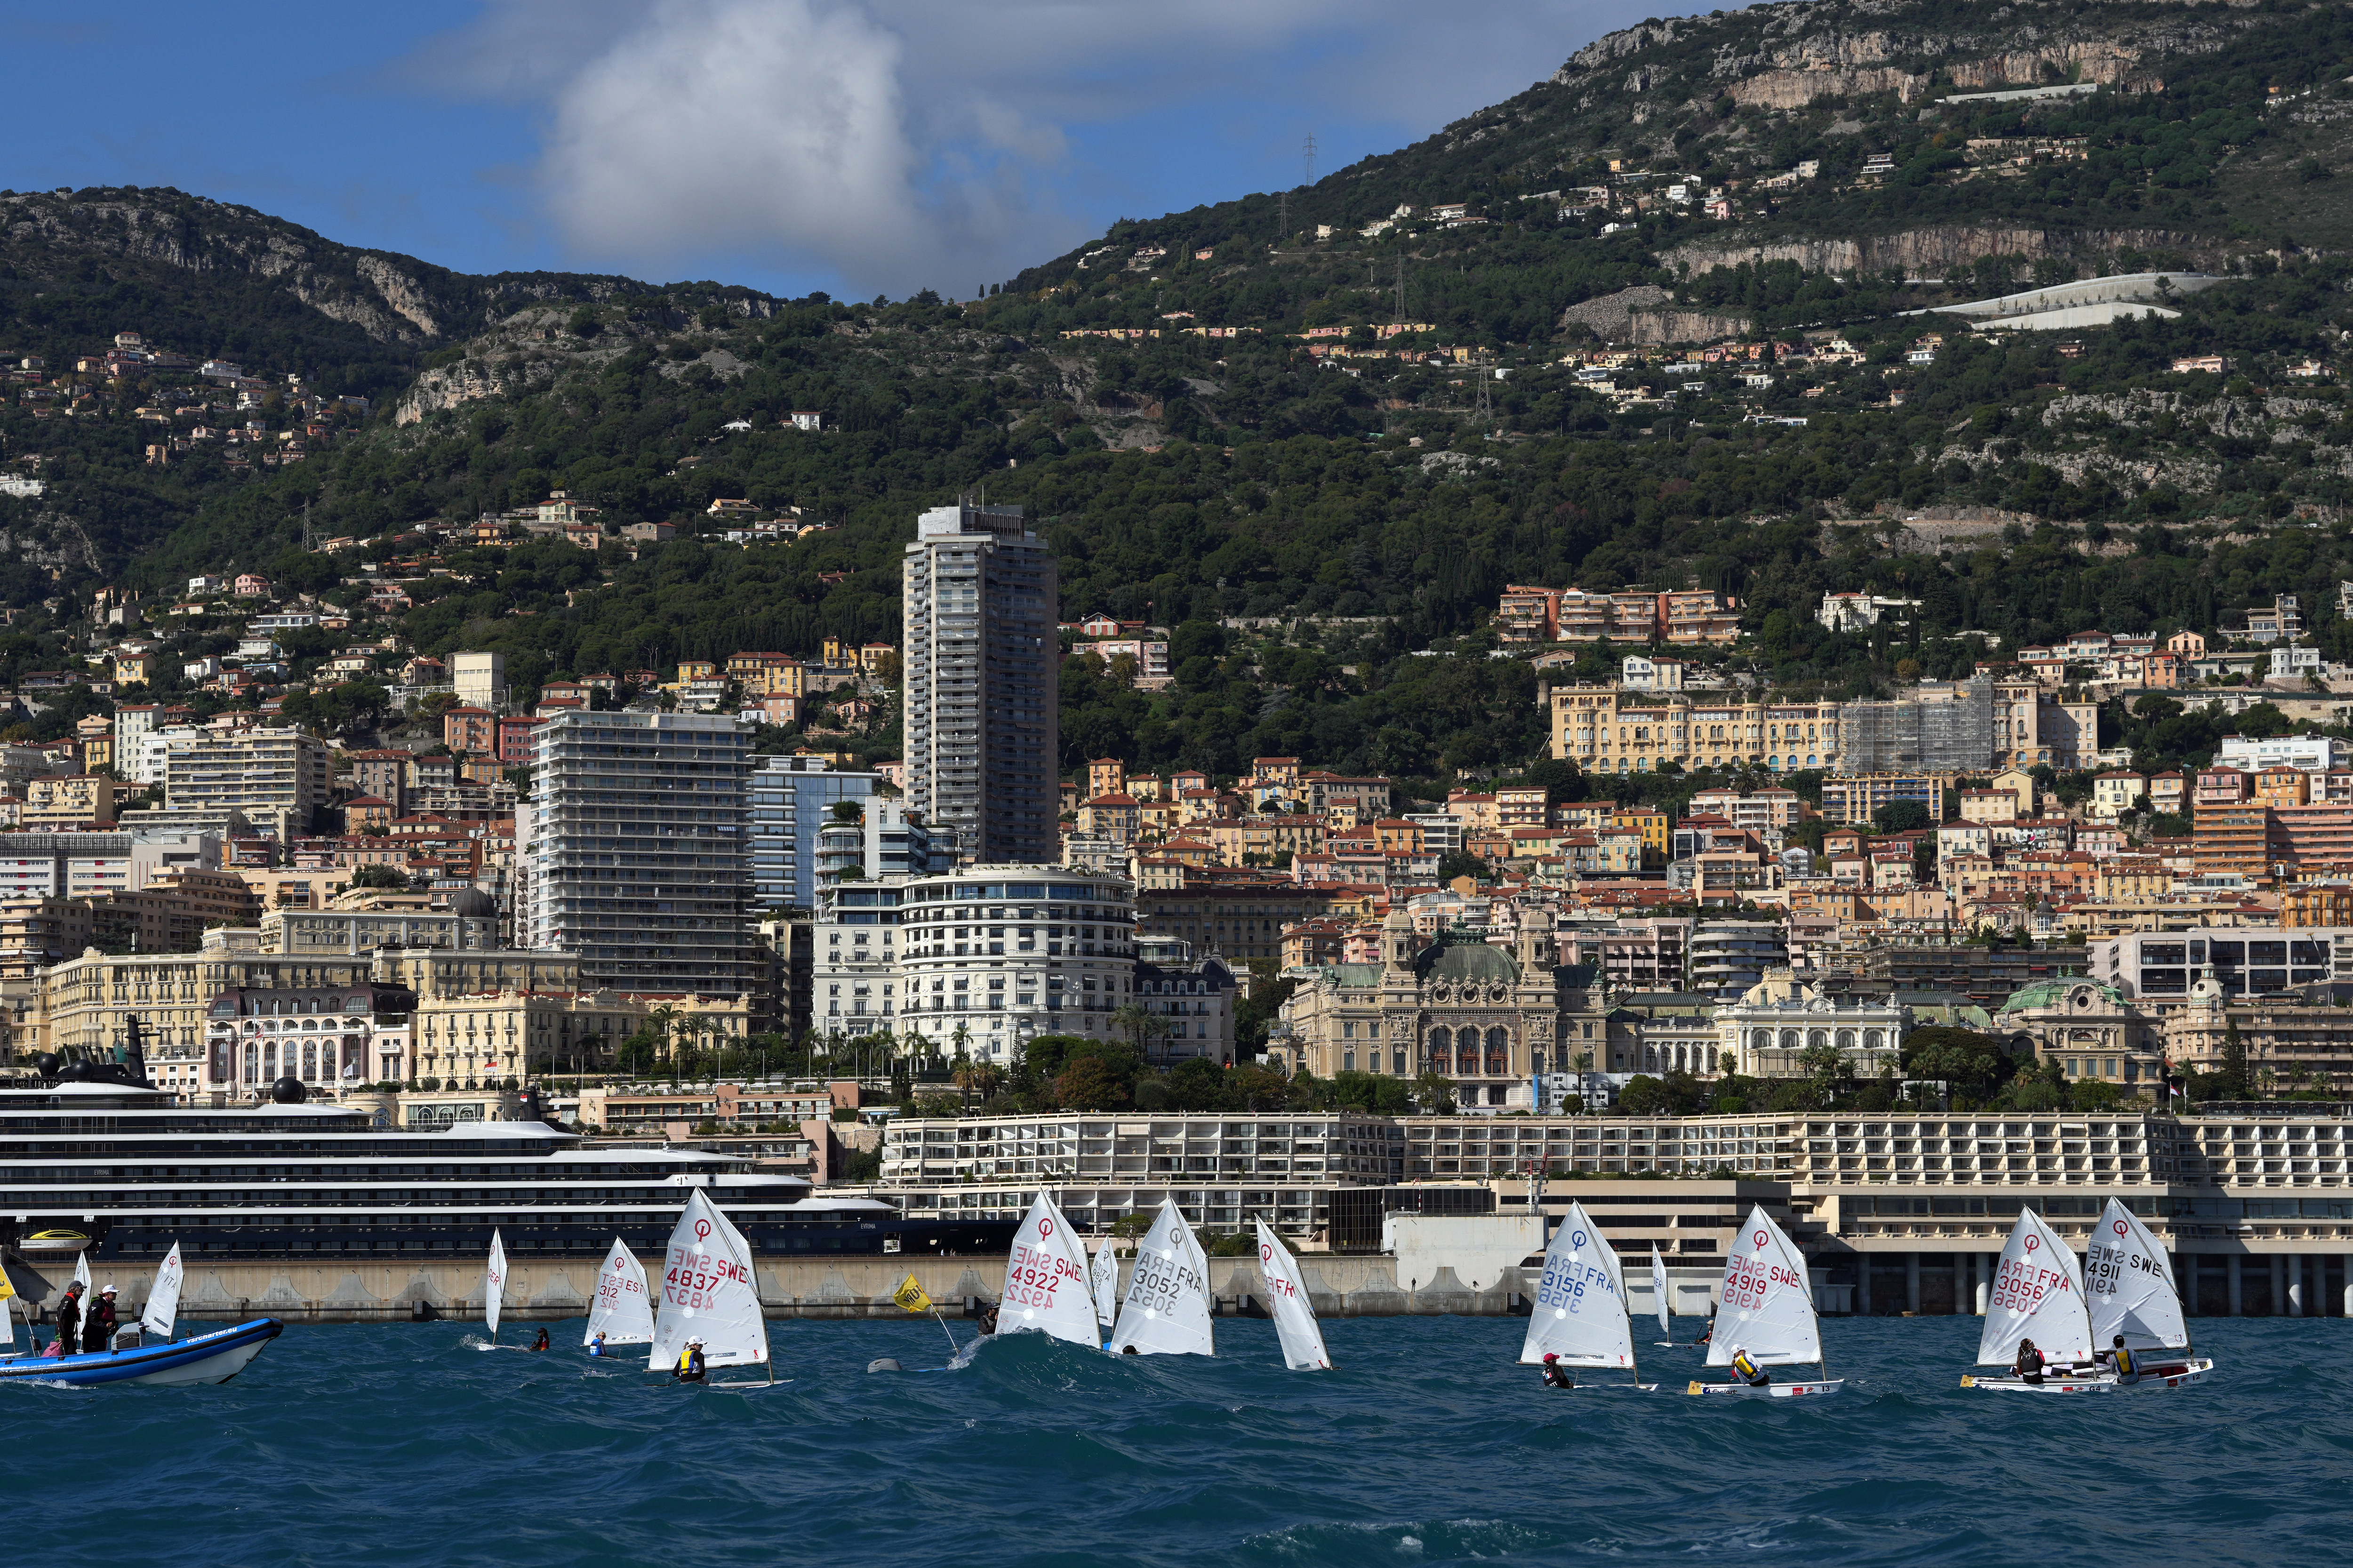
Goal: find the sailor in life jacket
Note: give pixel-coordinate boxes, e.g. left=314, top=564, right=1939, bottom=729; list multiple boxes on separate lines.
left=1730, top=1344, right=1770, bottom=1387
left=2104, top=1334, right=2139, bottom=1384
left=1539, top=1352, right=1575, bottom=1390
left=589, top=1331, right=608, bottom=1357
left=675, top=1337, right=708, bottom=1383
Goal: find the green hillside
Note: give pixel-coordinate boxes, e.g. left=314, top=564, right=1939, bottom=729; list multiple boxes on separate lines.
left=3, top=0, right=2353, bottom=793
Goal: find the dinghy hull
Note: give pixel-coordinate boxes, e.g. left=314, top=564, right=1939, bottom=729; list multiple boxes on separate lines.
left=2117, top=1356, right=2215, bottom=1390
left=1686, top=1378, right=1843, bottom=1398
left=0, top=1318, right=282, bottom=1387
left=1960, top=1370, right=2114, bottom=1393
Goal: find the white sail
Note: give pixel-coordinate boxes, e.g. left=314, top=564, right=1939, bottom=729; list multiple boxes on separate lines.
left=1254, top=1221, right=1331, bottom=1371
left=140, top=1242, right=184, bottom=1341
left=2086, top=1200, right=2187, bottom=1352
left=1000, top=1191, right=1099, bottom=1346
left=1519, top=1201, right=1634, bottom=1368
left=1977, top=1208, right=2093, bottom=1365
left=648, top=1191, right=770, bottom=1370
left=585, top=1238, right=655, bottom=1346
left=1706, top=1206, right=1821, bottom=1368
left=1109, top=1199, right=1215, bottom=1357
left=73, top=1252, right=90, bottom=1296
left=1651, top=1244, right=1671, bottom=1340
left=484, top=1228, right=507, bottom=1340
left=1090, top=1239, right=1120, bottom=1328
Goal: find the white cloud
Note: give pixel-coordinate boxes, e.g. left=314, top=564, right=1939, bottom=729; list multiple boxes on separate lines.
left=539, top=0, right=934, bottom=286
left=428, top=0, right=1664, bottom=295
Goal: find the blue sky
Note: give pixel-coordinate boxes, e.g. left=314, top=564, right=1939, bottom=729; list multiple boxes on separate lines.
left=0, top=0, right=1666, bottom=301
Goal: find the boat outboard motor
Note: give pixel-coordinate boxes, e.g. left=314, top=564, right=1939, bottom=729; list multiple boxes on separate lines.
left=272, top=1076, right=308, bottom=1104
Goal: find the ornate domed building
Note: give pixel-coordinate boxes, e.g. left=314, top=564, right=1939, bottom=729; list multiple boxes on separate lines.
left=1993, top=974, right=2163, bottom=1092
left=1271, top=908, right=1601, bottom=1109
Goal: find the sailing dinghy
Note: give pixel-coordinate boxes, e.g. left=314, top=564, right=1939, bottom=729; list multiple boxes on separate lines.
left=1089, top=1237, right=1120, bottom=1331
left=1650, top=1244, right=1673, bottom=1346
left=1963, top=1208, right=2108, bottom=1393
left=1520, top=1201, right=1648, bottom=1389
left=480, top=1228, right=508, bottom=1345
left=649, top=1191, right=773, bottom=1383
left=1689, top=1206, right=1841, bottom=1398
left=1109, top=1199, right=1214, bottom=1357
left=2084, top=1199, right=2213, bottom=1389
left=585, top=1238, right=655, bottom=1351
left=1000, top=1191, right=1100, bottom=1348
left=1254, top=1220, right=1331, bottom=1370
left=138, top=1242, right=185, bottom=1347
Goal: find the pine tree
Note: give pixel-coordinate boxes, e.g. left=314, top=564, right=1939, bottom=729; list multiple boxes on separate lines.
left=2220, top=1021, right=2249, bottom=1100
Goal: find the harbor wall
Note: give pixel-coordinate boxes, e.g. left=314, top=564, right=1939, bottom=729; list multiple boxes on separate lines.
left=21, top=1253, right=1557, bottom=1325
left=21, top=1249, right=2353, bottom=1324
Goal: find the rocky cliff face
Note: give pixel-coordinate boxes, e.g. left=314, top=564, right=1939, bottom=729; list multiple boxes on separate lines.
left=1661, top=224, right=2222, bottom=280
left=1552, top=0, right=2263, bottom=110
left=0, top=190, right=639, bottom=345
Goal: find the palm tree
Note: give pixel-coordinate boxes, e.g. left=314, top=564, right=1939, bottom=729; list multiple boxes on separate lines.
left=951, top=1022, right=974, bottom=1114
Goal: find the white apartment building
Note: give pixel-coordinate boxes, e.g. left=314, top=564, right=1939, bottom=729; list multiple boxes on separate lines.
left=2216, top=734, right=2346, bottom=774
left=162, top=727, right=330, bottom=841
left=815, top=862, right=1137, bottom=1061
left=902, top=503, right=1058, bottom=863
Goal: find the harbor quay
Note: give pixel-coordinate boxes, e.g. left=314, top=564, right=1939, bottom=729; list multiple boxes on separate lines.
left=20, top=1172, right=2352, bottom=1325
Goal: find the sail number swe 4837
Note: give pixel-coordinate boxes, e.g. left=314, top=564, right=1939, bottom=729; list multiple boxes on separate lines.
left=664, top=1253, right=751, bottom=1311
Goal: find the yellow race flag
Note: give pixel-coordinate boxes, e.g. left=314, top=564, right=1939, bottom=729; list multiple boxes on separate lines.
left=892, top=1274, right=932, bottom=1314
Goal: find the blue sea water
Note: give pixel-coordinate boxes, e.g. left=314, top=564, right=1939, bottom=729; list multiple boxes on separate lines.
left=9, top=1313, right=2344, bottom=1567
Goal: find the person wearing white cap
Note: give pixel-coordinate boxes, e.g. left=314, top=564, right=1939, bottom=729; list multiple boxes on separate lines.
left=674, top=1337, right=707, bottom=1384
left=87, top=1285, right=120, bottom=1355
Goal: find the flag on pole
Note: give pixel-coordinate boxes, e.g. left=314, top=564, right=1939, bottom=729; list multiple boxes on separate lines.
left=892, top=1274, right=933, bottom=1314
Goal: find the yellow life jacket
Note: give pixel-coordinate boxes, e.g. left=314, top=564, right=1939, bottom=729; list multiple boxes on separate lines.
left=1732, top=1351, right=1761, bottom=1381
left=2113, top=1347, right=2135, bottom=1377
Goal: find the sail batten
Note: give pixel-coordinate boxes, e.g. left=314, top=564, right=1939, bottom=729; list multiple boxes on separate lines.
left=586, top=1238, right=656, bottom=1346
left=648, top=1191, right=769, bottom=1370
left=1520, top=1201, right=1635, bottom=1368
left=1110, top=1200, right=1215, bottom=1357
left=1255, top=1221, right=1331, bottom=1370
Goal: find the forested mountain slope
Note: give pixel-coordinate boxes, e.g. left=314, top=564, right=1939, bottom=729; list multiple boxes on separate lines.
left=2, top=1, right=2352, bottom=792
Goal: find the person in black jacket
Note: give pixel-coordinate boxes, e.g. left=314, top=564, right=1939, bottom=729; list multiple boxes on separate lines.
left=2015, top=1337, right=2046, bottom=1385
left=1540, top=1353, right=1575, bottom=1390
left=85, top=1286, right=120, bottom=1353
left=52, top=1282, right=83, bottom=1356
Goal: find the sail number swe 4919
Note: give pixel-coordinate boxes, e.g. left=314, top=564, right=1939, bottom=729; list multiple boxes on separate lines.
left=1722, top=1256, right=1801, bottom=1311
